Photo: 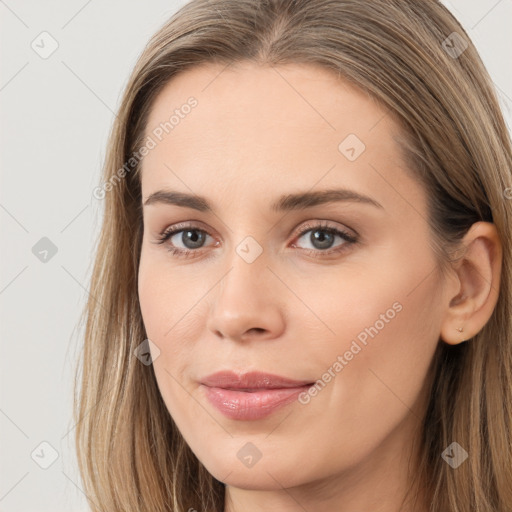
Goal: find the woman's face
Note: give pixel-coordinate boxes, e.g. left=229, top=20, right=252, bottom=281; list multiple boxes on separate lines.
left=138, top=61, right=453, bottom=491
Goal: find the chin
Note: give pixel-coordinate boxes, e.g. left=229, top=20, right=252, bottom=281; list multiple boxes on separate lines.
left=209, top=463, right=295, bottom=491
left=197, top=446, right=312, bottom=491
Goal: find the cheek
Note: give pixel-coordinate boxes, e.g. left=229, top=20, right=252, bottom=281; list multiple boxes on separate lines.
left=292, top=254, right=442, bottom=454
left=138, top=248, right=200, bottom=342
left=138, top=251, right=208, bottom=413
left=292, top=244, right=440, bottom=383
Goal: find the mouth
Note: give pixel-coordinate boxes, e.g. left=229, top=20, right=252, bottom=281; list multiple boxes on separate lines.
left=199, top=371, right=315, bottom=421
left=200, top=370, right=313, bottom=389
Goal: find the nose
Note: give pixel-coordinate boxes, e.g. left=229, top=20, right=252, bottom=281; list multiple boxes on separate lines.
left=206, top=250, right=285, bottom=343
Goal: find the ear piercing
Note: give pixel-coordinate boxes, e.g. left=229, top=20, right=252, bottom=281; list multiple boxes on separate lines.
left=456, top=327, right=464, bottom=333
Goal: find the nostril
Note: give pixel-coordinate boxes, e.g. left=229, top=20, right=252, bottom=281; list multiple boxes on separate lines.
left=248, top=327, right=265, bottom=335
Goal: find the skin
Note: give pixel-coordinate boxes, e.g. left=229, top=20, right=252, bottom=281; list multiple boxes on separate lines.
left=137, top=61, right=502, bottom=512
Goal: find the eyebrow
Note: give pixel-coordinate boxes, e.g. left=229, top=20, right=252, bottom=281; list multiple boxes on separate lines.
left=143, top=188, right=384, bottom=212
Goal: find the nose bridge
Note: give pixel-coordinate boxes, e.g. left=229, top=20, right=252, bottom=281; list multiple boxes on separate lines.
left=217, top=235, right=269, bottom=307
left=220, top=210, right=269, bottom=283
left=206, top=234, right=284, bottom=340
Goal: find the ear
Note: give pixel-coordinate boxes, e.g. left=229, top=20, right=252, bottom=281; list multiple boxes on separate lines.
left=439, top=221, right=502, bottom=345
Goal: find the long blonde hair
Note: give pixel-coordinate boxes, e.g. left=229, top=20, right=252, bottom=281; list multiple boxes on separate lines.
left=74, top=1, right=512, bottom=510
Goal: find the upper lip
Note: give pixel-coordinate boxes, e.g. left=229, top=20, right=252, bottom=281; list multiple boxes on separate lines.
left=200, top=371, right=313, bottom=390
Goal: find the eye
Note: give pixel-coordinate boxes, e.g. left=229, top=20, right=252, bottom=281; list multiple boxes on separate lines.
left=291, top=221, right=358, bottom=257
left=153, top=223, right=216, bottom=258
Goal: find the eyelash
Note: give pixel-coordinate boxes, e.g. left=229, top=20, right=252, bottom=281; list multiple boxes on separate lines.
left=153, top=221, right=358, bottom=259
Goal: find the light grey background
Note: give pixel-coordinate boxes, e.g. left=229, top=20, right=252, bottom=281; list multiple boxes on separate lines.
left=1, top=1, right=511, bottom=510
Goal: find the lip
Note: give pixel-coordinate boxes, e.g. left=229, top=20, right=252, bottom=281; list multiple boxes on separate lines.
left=200, top=371, right=314, bottom=421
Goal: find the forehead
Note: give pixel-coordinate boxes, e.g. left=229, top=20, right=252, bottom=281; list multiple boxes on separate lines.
left=144, top=60, right=391, bottom=140
left=140, top=61, right=422, bottom=216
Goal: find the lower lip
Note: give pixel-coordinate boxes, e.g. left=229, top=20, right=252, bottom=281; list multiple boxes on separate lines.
left=201, top=384, right=312, bottom=420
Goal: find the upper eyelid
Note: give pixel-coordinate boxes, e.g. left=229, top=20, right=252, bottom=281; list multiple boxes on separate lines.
left=296, top=220, right=357, bottom=236
left=158, top=220, right=357, bottom=244
left=161, top=219, right=353, bottom=234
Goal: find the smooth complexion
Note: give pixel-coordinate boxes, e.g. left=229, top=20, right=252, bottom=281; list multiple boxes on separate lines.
left=137, top=61, right=501, bottom=512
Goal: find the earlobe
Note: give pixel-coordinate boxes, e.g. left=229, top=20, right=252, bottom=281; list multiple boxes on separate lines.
left=439, top=222, right=502, bottom=346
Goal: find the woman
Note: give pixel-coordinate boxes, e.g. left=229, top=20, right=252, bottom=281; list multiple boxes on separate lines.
left=75, top=1, right=512, bottom=510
